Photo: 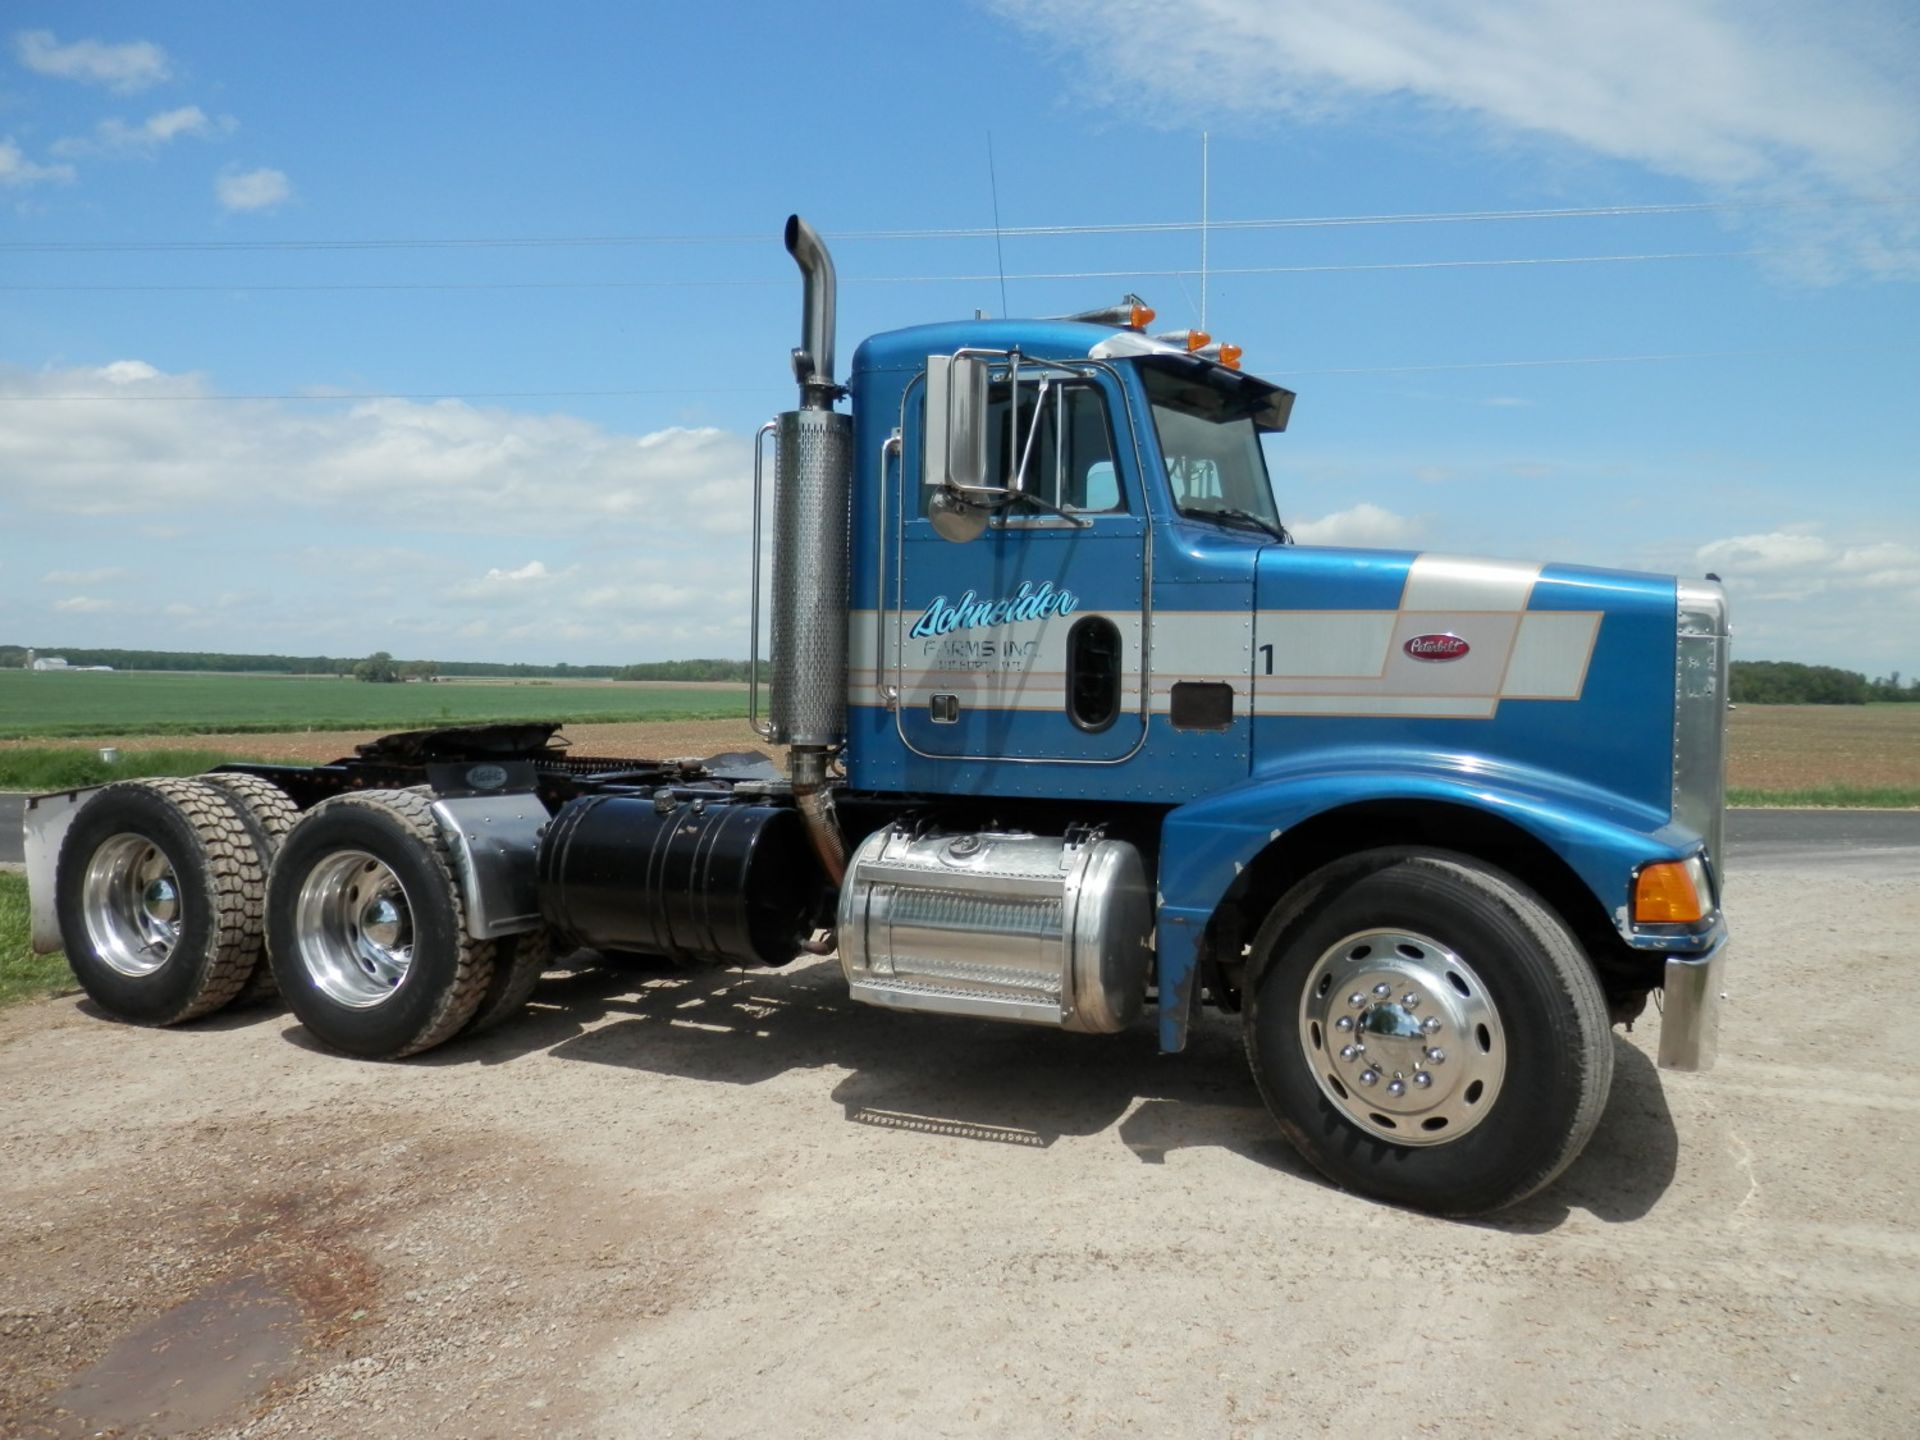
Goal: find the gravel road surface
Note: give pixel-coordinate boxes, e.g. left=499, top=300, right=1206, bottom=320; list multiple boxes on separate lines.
left=3, top=839, right=1917, bottom=1438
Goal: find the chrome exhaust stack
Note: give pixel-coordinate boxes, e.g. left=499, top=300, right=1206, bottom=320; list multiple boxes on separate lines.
left=785, top=214, right=839, bottom=411
left=767, top=215, right=852, bottom=883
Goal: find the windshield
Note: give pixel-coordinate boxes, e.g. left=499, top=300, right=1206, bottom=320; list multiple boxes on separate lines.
left=1142, top=361, right=1285, bottom=533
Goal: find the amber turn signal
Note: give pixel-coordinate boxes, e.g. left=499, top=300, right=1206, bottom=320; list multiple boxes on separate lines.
left=1129, top=301, right=1156, bottom=330
left=1632, top=859, right=1709, bottom=924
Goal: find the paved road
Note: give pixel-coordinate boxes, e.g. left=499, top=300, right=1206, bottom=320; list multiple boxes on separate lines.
left=5, top=789, right=1915, bottom=868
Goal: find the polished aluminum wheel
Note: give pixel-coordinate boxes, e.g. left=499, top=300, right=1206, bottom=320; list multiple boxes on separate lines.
left=292, top=849, right=415, bottom=1009
left=80, top=834, right=184, bottom=978
left=1298, top=928, right=1506, bottom=1146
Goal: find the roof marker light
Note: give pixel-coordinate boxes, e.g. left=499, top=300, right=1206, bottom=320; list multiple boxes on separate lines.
left=1063, top=294, right=1156, bottom=330
left=1154, top=329, right=1212, bottom=351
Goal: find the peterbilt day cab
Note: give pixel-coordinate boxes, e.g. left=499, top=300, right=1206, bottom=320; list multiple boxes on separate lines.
left=24, top=216, right=1731, bottom=1216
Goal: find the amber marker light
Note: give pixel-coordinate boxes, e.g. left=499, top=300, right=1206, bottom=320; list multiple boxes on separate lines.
left=1632, top=858, right=1711, bottom=924
left=1194, top=341, right=1244, bottom=370
left=1129, top=300, right=1156, bottom=330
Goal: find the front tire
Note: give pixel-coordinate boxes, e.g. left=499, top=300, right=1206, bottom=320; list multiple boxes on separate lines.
left=266, top=789, right=495, bottom=1058
left=1244, top=849, right=1613, bottom=1216
left=54, top=779, right=266, bottom=1024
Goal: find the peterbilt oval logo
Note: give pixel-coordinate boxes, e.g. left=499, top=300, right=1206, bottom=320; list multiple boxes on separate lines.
left=1404, top=633, right=1470, bottom=662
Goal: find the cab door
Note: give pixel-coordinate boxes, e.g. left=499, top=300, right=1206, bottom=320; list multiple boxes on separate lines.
left=893, top=366, right=1148, bottom=763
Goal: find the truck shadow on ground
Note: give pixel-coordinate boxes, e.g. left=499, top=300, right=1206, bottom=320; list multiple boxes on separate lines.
left=390, top=955, right=1680, bottom=1228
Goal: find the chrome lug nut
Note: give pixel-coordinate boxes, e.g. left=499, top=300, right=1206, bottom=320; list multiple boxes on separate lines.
left=1402, top=993, right=1420, bottom=1008
left=1386, top=1079, right=1406, bottom=1098
left=1373, top=982, right=1392, bottom=997
left=1358, top=1069, right=1380, bottom=1087
left=1413, top=1071, right=1434, bottom=1089
left=1335, top=1015, right=1354, bottom=1032
left=1422, top=1016, right=1442, bottom=1034
left=1339, top=1044, right=1359, bottom=1061
left=1427, top=1047, right=1447, bottom=1065
left=1348, top=993, right=1366, bottom=1009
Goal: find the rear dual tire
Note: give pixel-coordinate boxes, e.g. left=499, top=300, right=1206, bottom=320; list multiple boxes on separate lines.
left=265, top=788, right=552, bottom=1058
left=266, top=789, right=494, bottom=1059
left=54, top=778, right=269, bottom=1025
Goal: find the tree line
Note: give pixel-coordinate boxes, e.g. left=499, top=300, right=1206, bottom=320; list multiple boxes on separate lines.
left=7, top=644, right=1905, bottom=702
left=1, top=644, right=750, bottom=684
left=1730, top=661, right=1918, bottom=705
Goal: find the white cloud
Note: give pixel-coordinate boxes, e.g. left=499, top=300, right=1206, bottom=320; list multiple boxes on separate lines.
left=1292, top=501, right=1423, bottom=547
left=446, top=560, right=583, bottom=604
left=0, top=137, right=75, bottom=188
left=43, top=567, right=125, bottom=585
left=97, top=359, right=165, bottom=385
left=1696, top=529, right=1835, bottom=575
left=216, top=166, right=291, bottom=212
left=53, top=595, right=114, bottom=613
left=0, top=362, right=756, bottom=573
left=15, top=30, right=170, bottom=92
left=55, top=105, right=228, bottom=157
left=1689, top=528, right=1920, bottom=659
left=0, top=363, right=757, bottom=543
left=488, top=561, right=552, bottom=584
left=994, top=0, right=1920, bottom=273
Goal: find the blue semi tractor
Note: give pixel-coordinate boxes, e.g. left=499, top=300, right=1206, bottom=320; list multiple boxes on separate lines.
left=24, top=216, right=1730, bottom=1215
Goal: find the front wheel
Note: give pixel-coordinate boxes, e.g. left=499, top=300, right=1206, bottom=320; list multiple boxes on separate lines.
left=1244, top=849, right=1613, bottom=1216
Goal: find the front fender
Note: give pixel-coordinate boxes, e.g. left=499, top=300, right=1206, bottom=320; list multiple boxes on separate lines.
left=1151, top=748, right=1698, bottom=1051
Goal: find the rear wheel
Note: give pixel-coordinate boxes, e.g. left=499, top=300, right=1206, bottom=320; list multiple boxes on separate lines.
left=1244, top=849, right=1613, bottom=1216
left=266, top=788, right=495, bottom=1058
left=54, top=779, right=266, bottom=1024
left=199, top=773, right=301, bottom=1003
left=464, top=927, right=556, bottom=1035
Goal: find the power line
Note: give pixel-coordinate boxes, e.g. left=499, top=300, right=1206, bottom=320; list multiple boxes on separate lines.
left=0, top=245, right=1851, bottom=294
left=2, top=346, right=1850, bottom=404
left=0, top=386, right=772, bottom=403
left=2, top=195, right=1912, bottom=254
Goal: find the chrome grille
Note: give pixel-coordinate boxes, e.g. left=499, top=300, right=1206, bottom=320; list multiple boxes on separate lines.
left=1674, top=579, right=1731, bottom=875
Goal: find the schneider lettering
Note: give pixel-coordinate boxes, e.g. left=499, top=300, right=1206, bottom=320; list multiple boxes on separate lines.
left=909, top=582, right=1078, bottom=638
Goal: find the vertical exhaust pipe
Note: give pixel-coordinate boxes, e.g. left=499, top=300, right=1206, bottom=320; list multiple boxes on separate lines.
left=785, top=214, right=838, bottom=411
left=772, top=216, right=851, bottom=884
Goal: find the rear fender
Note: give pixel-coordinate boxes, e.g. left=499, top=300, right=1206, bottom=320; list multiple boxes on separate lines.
left=22, top=787, right=105, bottom=954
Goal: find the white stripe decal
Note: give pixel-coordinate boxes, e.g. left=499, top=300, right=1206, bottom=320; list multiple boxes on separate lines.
left=1502, top=612, right=1602, bottom=698
left=849, top=554, right=1599, bottom=721
left=1399, top=554, right=1542, bottom=612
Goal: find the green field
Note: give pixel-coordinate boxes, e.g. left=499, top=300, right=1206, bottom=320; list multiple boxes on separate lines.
left=0, top=874, right=73, bottom=1010
left=0, top=669, right=751, bottom=740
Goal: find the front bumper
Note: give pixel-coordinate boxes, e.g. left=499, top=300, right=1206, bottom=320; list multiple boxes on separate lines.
left=1656, top=931, right=1728, bottom=1071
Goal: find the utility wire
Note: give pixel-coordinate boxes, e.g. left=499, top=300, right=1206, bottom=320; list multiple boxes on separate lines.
left=5, top=346, right=1859, bottom=403
left=2, top=195, right=1912, bottom=254
left=0, top=246, right=1853, bottom=293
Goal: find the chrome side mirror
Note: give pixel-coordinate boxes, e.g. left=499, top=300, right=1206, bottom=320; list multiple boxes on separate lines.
left=924, top=353, right=992, bottom=541
left=926, top=353, right=989, bottom=492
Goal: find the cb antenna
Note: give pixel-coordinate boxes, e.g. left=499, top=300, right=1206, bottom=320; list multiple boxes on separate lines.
left=987, top=131, right=1009, bottom=319
left=1200, top=130, right=1210, bottom=331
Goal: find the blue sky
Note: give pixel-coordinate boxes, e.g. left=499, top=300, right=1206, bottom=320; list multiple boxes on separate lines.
left=2, top=1, right=1916, bottom=672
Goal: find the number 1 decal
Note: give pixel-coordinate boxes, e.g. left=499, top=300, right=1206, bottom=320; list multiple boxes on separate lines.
left=1258, top=643, right=1274, bottom=675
